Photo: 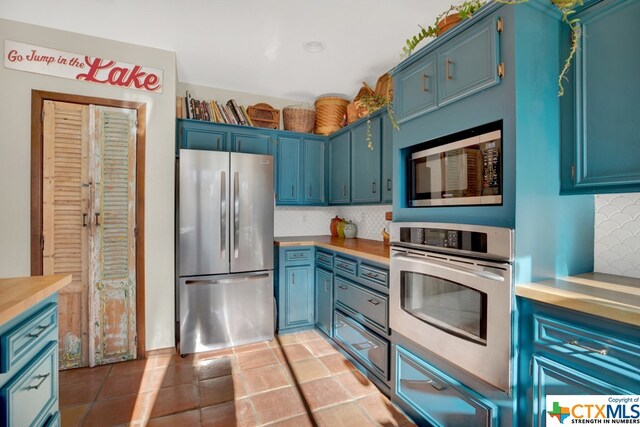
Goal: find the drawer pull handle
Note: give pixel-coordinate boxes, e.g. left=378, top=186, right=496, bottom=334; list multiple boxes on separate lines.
left=446, top=58, right=453, bottom=80
left=336, top=321, right=346, bottom=328
left=364, top=272, right=379, bottom=279
left=337, top=263, right=350, bottom=269
left=401, top=378, right=448, bottom=392
left=422, top=73, right=429, bottom=92
left=565, top=340, right=609, bottom=356
left=28, top=324, right=52, bottom=338
left=354, top=340, right=379, bottom=350
left=27, top=373, right=50, bottom=391
left=367, top=299, right=380, bottom=306
left=338, top=285, right=348, bottom=290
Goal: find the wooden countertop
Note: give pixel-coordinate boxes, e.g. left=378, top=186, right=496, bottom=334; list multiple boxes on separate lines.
left=0, top=275, right=72, bottom=325
left=516, top=272, right=640, bottom=327
left=275, top=236, right=390, bottom=265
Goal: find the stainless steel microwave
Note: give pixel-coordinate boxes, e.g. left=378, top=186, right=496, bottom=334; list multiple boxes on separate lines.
left=408, top=123, right=502, bottom=207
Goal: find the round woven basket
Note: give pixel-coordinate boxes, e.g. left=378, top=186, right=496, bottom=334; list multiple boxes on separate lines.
left=283, top=105, right=316, bottom=133
left=314, top=96, right=349, bottom=135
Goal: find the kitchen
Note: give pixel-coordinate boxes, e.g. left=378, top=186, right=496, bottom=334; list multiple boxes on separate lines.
left=0, top=0, right=639, bottom=426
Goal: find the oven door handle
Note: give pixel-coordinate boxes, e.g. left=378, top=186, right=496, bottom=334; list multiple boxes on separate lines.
left=392, top=253, right=505, bottom=282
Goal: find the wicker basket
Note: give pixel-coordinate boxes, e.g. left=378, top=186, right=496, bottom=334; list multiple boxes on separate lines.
left=314, top=96, right=349, bottom=135
left=283, top=105, right=316, bottom=133
left=247, top=103, right=280, bottom=129
left=375, top=73, right=393, bottom=102
left=347, top=83, right=375, bottom=124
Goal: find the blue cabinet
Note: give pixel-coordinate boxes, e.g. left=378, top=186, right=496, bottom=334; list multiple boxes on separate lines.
left=1, top=295, right=59, bottom=427
left=276, top=247, right=315, bottom=333
left=232, top=131, right=272, bottom=155
left=276, top=137, right=300, bottom=204
left=177, top=120, right=227, bottom=153
left=381, top=114, right=394, bottom=204
left=351, top=117, right=382, bottom=204
left=395, top=53, right=438, bottom=124
left=315, top=266, right=333, bottom=337
left=303, top=138, right=326, bottom=204
left=518, top=298, right=640, bottom=426
left=329, top=131, right=351, bottom=204
left=437, top=15, right=501, bottom=106
left=561, top=0, right=640, bottom=194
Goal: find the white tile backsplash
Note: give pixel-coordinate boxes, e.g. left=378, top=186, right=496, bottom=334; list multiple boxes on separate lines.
left=594, top=193, right=640, bottom=278
left=274, top=205, right=392, bottom=241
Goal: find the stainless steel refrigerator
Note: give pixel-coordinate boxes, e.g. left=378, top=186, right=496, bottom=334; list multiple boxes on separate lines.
left=177, top=149, right=274, bottom=354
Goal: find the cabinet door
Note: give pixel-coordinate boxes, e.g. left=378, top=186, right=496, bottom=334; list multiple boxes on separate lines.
left=561, top=0, right=640, bottom=193
left=284, top=265, right=314, bottom=328
left=351, top=117, right=381, bottom=204
left=395, top=53, right=437, bottom=123
left=276, top=137, right=300, bottom=204
left=381, top=114, right=393, bottom=204
left=438, top=16, right=500, bottom=106
left=531, top=355, right=632, bottom=427
left=315, top=268, right=333, bottom=336
left=329, top=132, right=351, bottom=204
left=304, top=138, right=326, bottom=204
left=178, top=120, right=227, bottom=152
left=233, top=132, right=272, bottom=155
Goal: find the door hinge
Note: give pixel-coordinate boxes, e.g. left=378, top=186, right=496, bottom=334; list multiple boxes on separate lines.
left=134, top=335, right=138, bottom=347
left=40, top=234, right=45, bottom=251
left=497, top=17, right=503, bottom=33
left=571, top=163, right=576, bottom=180
left=497, top=63, right=505, bottom=78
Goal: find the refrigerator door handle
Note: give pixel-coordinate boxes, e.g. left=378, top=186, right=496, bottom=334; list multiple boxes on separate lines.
left=185, top=273, right=270, bottom=286
left=233, top=171, right=240, bottom=259
left=220, top=171, right=226, bottom=258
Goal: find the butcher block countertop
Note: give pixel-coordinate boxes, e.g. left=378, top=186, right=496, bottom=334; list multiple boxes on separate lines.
left=0, top=274, right=72, bottom=325
left=275, top=236, right=390, bottom=265
left=516, top=272, right=640, bottom=327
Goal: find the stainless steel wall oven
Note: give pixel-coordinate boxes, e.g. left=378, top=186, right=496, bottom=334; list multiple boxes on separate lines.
left=390, top=222, right=514, bottom=393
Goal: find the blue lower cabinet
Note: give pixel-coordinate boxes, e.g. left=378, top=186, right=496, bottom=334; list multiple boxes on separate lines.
left=395, top=345, right=497, bottom=427
left=276, top=247, right=315, bottom=333
left=0, top=295, right=59, bottom=427
left=315, top=267, right=333, bottom=337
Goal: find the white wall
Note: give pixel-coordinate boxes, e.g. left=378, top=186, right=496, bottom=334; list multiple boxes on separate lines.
left=594, top=193, right=640, bottom=279
left=177, top=82, right=307, bottom=128
left=0, top=19, right=177, bottom=351
left=274, top=205, right=391, bottom=241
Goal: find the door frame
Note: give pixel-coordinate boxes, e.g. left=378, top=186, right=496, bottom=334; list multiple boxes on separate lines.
left=30, top=90, right=147, bottom=360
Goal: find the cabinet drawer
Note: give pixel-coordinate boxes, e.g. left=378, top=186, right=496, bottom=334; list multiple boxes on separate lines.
left=334, top=311, right=389, bottom=381
left=1, top=341, right=58, bottom=427
left=396, top=346, right=496, bottom=427
left=359, top=264, right=388, bottom=289
left=285, top=249, right=311, bottom=262
left=1, top=303, right=58, bottom=373
left=334, top=257, right=357, bottom=278
left=534, top=314, right=640, bottom=379
left=335, top=277, right=388, bottom=334
left=315, top=251, right=334, bottom=270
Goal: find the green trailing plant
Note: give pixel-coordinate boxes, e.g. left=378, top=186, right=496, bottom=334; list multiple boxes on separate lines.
left=358, top=87, right=399, bottom=150
left=403, top=0, right=485, bottom=57
left=404, top=0, right=583, bottom=95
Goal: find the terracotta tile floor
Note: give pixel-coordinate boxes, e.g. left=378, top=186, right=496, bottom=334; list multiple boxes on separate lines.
left=59, top=330, right=415, bottom=426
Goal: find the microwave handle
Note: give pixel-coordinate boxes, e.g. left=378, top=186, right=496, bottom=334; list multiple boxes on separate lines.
left=392, top=253, right=505, bottom=282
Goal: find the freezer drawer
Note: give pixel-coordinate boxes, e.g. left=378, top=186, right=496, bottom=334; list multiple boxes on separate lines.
left=179, top=271, right=274, bottom=354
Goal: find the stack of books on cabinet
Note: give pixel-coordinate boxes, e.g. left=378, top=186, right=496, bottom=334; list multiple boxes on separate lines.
left=176, top=91, right=254, bottom=127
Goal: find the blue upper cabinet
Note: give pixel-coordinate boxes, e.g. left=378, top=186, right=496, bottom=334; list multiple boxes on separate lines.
left=232, top=131, right=272, bottom=155
left=177, top=119, right=228, bottom=153
left=395, top=53, right=438, bottom=124
left=329, top=131, right=351, bottom=204
left=277, top=137, right=300, bottom=204
left=351, top=116, right=381, bottom=204
left=303, top=137, right=326, bottom=204
left=561, top=0, right=640, bottom=194
left=437, top=15, right=501, bottom=106
left=381, top=114, right=393, bottom=204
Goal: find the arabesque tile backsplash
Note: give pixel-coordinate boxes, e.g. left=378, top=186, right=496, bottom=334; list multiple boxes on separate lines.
left=594, top=193, right=640, bottom=279
left=274, top=205, right=391, bottom=241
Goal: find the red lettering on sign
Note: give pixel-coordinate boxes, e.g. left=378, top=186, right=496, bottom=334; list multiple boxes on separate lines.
left=75, top=56, right=161, bottom=92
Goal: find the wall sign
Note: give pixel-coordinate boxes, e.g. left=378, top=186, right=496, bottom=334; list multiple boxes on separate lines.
left=4, top=40, right=163, bottom=93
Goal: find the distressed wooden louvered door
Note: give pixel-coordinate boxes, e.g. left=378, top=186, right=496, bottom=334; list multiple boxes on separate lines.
left=42, top=101, right=137, bottom=368
left=89, top=106, right=137, bottom=366
left=42, top=101, right=90, bottom=369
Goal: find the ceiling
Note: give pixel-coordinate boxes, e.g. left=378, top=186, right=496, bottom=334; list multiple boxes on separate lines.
left=0, top=0, right=454, bottom=102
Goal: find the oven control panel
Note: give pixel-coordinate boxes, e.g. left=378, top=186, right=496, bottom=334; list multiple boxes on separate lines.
left=400, top=227, right=487, bottom=253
